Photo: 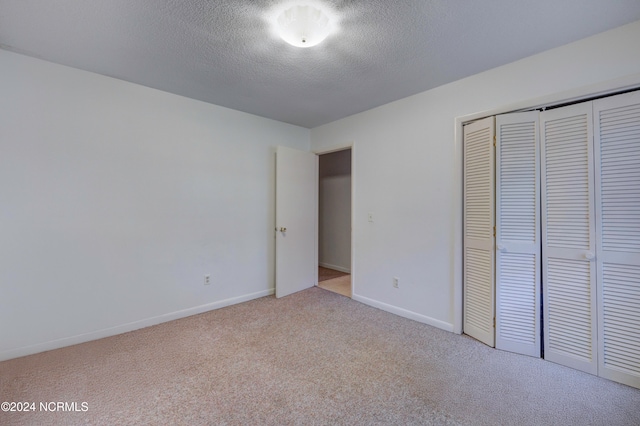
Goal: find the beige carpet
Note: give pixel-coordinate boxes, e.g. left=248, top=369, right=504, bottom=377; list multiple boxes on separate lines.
left=1, top=287, right=639, bottom=425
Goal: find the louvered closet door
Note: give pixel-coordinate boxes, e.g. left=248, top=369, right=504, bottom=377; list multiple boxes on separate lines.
left=541, top=103, right=598, bottom=375
left=495, top=112, right=541, bottom=357
left=464, top=116, right=495, bottom=347
left=594, top=91, right=640, bottom=388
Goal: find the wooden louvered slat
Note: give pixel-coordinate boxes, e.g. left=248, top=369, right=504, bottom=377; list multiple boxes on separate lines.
left=499, top=123, right=537, bottom=242
left=547, top=258, right=593, bottom=360
left=602, top=264, right=640, bottom=376
left=495, top=111, right=540, bottom=357
left=541, top=103, right=597, bottom=375
left=544, top=113, right=590, bottom=250
left=465, top=247, right=493, bottom=333
left=594, top=91, right=640, bottom=389
left=465, top=128, right=493, bottom=240
left=599, top=103, right=640, bottom=252
left=497, top=252, right=536, bottom=344
left=464, top=117, right=495, bottom=348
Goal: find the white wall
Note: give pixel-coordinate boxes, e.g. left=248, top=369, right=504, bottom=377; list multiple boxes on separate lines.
left=318, top=149, right=351, bottom=272
left=310, top=20, right=640, bottom=331
left=0, top=50, right=309, bottom=360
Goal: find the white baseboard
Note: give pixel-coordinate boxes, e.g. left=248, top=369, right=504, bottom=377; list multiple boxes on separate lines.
left=319, top=262, right=351, bottom=274
left=0, top=289, right=274, bottom=362
left=352, top=294, right=454, bottom=332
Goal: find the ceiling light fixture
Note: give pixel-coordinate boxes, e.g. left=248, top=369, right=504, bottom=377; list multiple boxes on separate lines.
left=273, top=2, right=335, bottom=48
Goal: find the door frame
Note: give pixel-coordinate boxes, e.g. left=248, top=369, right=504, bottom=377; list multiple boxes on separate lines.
left=314, top=142, right=355, bottom=296
left=453, top=74, right=640, bottom=335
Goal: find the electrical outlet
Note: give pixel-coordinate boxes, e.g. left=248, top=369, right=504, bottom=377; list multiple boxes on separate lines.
left=204, top=275, right=211, bottom=285
left=393, top=277, right=399, bottom=288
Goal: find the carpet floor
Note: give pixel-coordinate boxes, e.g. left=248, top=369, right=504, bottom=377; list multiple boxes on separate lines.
left=1, top=287, right=639, bottom=425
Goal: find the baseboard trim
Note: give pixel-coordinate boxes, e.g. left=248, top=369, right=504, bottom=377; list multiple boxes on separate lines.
left=352, top=294, right=454, bottom=332
left=0, top=289, right=274, bottom=362
left=319, top=262, right=351, bottom=274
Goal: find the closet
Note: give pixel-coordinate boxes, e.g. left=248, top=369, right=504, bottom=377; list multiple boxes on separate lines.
left=463, top=90, right=640, bottom=389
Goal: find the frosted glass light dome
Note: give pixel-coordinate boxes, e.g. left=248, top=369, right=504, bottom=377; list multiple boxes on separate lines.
left=276, top=4, right=332, bottom=48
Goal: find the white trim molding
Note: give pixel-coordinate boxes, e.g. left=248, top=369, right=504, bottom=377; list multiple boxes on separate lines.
left=353, top=293, right=454, bottom=332
left=319, top=262, right=351, bottom=273
left=0, top=289, right=274, bottom=362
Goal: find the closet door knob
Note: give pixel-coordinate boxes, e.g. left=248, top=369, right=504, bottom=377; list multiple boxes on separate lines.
left=497, top=244, right=506, bottom=252
left=279, top=227, right=287, bottom=233
left=584, top=252, right=595, bottom=260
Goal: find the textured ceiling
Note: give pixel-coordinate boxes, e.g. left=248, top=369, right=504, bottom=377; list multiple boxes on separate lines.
left=2, top=1, right=640, bottom=128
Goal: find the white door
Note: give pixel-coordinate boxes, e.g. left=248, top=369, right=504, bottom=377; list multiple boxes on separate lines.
left=541, top=103, right=598, bottom=375
left=495, top=111, right=541, bottom=357
left=593, top=91, right=640, bottom=388
left=275, top=145, right=318, bottom=298
left=463, top=116, right=496, bottom=347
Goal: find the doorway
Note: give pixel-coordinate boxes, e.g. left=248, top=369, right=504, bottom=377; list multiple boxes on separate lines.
left=317, top=148, right=352, bottom=297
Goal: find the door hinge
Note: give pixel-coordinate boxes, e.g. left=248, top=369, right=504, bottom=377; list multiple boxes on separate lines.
left=493, top=226, right=496, bottom=237
left=493, top=135, right=496, bottom=147
left=493, top=317, right=496, bottom=328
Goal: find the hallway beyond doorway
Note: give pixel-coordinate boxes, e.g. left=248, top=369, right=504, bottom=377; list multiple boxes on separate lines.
left=318, top=266, right=351, bottom=297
